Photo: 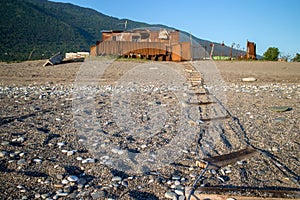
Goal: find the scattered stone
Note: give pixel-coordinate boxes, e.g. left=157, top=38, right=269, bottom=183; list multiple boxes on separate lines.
left=174, top=180, right=180, bottom=186
left=67, top=150, right=75, bottom=156
left=57, top=142, right=65, bottom=147
left=178, top=195, right=185, bottom=200
left=164, top=191, right=177, bottom=199
left=17, top=159, right=26, bottom=165
left=67, top=175, right=79, bottom=182
left=91, top=190, right=108, bottom=199
left=9, top=153, right=16, bottom=158
left=33, top=158, right=43, bottom=163
left=41, top=193, right=50, bottom=199
left=189, top=173, right=197, bottom=178
left=172, top=175, right=181, bottom=180
left=19, top=152, right=25, bottom=157
left=121, top=180, right=128, bottom=187
left=82, top=158, right=95, bottom=164
left=56, top=174, right=64, bottom=180
left=76, top=156, right=83, bottom=161
left=1, top=141, right=10, bottom=146
left=237, top=160, right=246, bottom=165
left=268, top=106, right=290, bottom=112
left=63, top=186, right=73, bottom=193
left=56, top=192, right=69, bottom=197
left=54, top=184, right=64, bottom=188
left=241, top=77, right=257, bottom=82
left=111, top=176, right=122, bottom=182
left=174, top=189, right=184, bottom=196
left=273, top=117, right=286, bottom=123
left=34, top=193, right=41, bottom=198
left=0, top=151, right=8, bottom=157
left=61, top=179, right=69, bottom=185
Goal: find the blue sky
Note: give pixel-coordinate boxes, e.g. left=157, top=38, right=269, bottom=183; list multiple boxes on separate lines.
left=51, top=0, right=300, bottom=57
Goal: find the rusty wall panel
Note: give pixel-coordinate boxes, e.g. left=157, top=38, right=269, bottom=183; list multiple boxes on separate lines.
left=170, top=30, right=180, bottom=44
left=96, top=41, right=168, bottom=57
left=102, top=33, right=112, bottom=41
left=172, top=44, right=182, bottom=61
left=90, top=45, right=96, bottom=56
left=246, top=41, right=256, bottom=59
left=181, top=42, right=191, bottom=61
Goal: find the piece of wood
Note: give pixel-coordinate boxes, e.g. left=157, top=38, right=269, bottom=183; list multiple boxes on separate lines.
left=185, top=187, right=300, bottom=200
left=198, top=147, right=258, bottom=169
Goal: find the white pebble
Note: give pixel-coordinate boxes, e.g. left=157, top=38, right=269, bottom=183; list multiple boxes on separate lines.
left=76, top=157, right=83, bottom=161
left=61, top=179, right=69, bottom=184
left=67, top=175, right=79, bottom=182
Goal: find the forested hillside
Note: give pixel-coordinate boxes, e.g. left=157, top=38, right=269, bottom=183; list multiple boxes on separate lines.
left=0, top=0, right=245, bottom=62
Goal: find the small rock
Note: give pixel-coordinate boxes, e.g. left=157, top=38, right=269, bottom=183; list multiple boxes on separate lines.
left=111, top=176, right=122, bottom=182
left=0, top=151, right=7, bottom=157
left=33, top=158, right=42, bottom=163
left=57, top=142, right=65, bottom=147
left=174, top=180, right=181, bottom=185
left=273, top=117, right=286, bottom=123
left=1, top=141, right=10, bottom=146
left=237, top=160, right=246, bottom=165
left=41, top=193, right=50, bottom=199
left=91, top=190, right=108, bottom=199
left=19, top=152, right=25, bottom=157
left=271, top=146, right=279, bottom=152
left=17, top=185, right=25, bottom=189
left=242, top=77, right=257, bottom=82
left=76, top=157, right=83, bottom=161
left=268, top=106, right=290, bottom=112
left=67, top=151, right=75, bottom=156
left=61, top=179, right=69, bottom=184
left=63, top=186, right=73, bottom=193
left=174, top=189, right=184, bottom=196
left=178, top=195, right=185, bottom=200
left=17, top=159, right=26, bottom=165
left=189, top=173, right=197, bottom=178
left=164, top=191, right=177, bottom=199
left=9, top=153, right=16, bottom=158
left=56, top=174, right=64, bottom=180
left=56, top=192, right=69, bottom=197
left=172, top=175, right=181, bottom=180
left=53, top=184, right=64, bottom=188
left=112, top=182, right=119, bottom=187
left=17, top=137, right=25, bottom=143
left=82, top=158, right=95, bottom=164
left=121, top=180, right=128, bottom=187
left=34, top=193, right=41, bottom=198
left=67, top=175, right=79, bottom=182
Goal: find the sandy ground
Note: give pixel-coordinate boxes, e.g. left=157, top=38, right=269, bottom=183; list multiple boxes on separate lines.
left=0, top=59, right=299, bottom=199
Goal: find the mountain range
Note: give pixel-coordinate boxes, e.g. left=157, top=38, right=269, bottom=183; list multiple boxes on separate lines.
left=0, top=0, right=245, bottom=62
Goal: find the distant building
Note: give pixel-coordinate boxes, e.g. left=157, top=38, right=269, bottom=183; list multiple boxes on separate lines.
left=90, top=29, right=196, bottom=61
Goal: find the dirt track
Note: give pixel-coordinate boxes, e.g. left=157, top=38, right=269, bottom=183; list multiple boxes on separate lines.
left=0, top=59, right=299, bottom=199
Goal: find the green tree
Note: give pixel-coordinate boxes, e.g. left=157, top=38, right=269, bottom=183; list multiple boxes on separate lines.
left=292, top=53, right=300, bottom=62
left=263, top=47, right=280, bottom=61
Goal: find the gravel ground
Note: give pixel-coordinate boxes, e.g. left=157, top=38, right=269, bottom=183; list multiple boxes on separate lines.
left=0, top=59, right=299, bottom=199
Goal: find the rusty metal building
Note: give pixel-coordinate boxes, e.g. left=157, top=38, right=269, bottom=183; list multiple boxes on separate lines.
left=246, top=41, right=256, bottom=60
left=90, top=29, right=194, bottom=61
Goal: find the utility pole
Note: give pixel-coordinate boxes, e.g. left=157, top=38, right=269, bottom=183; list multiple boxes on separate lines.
left=190, top=32, right=193, bottom=61
left=230, top=43, right=235, bottom=60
